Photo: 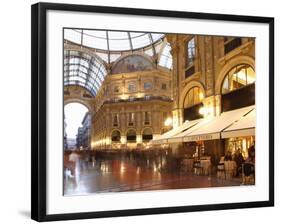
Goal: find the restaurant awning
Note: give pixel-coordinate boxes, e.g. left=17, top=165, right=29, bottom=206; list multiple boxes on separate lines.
left=152, top=119, right=201, bottom=144
left=221, top=108, right=255, bottom=139
left=182, top=105, right=255, bottom=142
left=168, top=118, right=211, bottom=143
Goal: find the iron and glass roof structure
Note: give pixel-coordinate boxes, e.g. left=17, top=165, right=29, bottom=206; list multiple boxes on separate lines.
left=158, top=43, right=172, bottom=69
left=64, top=50, right=107, bottom=96
left=64, top=29, right=165, bottom=63
left=64, top=29, right=172, bottom=96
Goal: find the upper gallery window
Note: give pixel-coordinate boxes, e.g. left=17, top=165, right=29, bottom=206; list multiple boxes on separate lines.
left=183, top=87, right=204, bottom=109
left=128, top=112, right=135, bottom=125
left=144, top=111, right=151, bottom=125
left=221, top=64, right=255, bottom=94
left=113, top=85, right=120, bottom=93
left=224, top=37, right=242, bottom=55
left=186, top=37, right=196, bottom=68
left=144, top=82, right=152, bottom=90
left=113, top=114, right=119, bottom=126
left=128, top=83, right=136, bottom=92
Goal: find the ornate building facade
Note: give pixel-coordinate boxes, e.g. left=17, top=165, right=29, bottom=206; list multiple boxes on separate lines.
left=91, top=69, right=173, bottom=149
left=63, top=30, right=255, bottom=155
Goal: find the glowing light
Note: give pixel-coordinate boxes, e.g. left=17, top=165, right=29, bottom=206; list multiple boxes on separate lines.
left=199, top=107, right=207, bottom=116
left=199, top=106, right=213, bottom=117
left=164, top=117, right=173, bottom=126
left=199, top=92, right=204, bottom=100
left=120, top=94, right=128, bottom=100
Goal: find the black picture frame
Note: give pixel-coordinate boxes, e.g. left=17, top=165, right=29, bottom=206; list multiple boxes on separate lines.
left=31, top=2, right=274, bottom=222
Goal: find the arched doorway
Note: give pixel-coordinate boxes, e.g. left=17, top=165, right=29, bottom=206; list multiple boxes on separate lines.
left=142, top=128, right=153, bottom=142
left=111, top=130, right=121, bottom=143
left=64, top=102, right=91, bottom=150
left=126, top=129, right=136, bottom=143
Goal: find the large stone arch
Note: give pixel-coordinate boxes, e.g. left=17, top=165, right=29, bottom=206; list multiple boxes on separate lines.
left=179, top=80, right=206, bottom=109
left=215, top=56, right=255, bottom=95
left=64, top=98, right=92, bottom=112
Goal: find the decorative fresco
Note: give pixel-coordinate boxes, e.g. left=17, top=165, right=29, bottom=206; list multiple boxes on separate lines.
left=112, top=55, right=154, bottom=74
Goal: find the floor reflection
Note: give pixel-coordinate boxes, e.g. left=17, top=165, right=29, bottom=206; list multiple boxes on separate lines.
left=63, top=150, right=241, bottom=196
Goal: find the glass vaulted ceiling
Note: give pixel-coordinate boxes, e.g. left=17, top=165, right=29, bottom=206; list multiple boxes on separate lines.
left=64, top=29, right=172, bottom=97
left=64, top=50, right=107, bottom=96
left=64, top=29, right=165, bottom=63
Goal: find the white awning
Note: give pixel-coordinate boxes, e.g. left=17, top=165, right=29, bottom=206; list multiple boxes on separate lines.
left=221, top=108, right=255, bottom=138
left=168, top=118, right=210, bottom=143
left=182, top=105, right=255, bottom=142
left=152, top=119, right=201, bottom=144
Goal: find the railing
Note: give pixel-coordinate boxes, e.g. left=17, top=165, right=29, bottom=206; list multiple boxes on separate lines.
left=104, top=95, right=172, bottom=104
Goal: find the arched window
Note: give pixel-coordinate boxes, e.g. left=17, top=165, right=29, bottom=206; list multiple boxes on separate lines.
left=186, top=37, right=195, bottom=67
left=111, top=130, right=121, bottom=142
left=142, top=128, right=153, bottom=142
left=183, top=87, right=204, bottom=109
left=126, top=129, right=136, bottom=142
left=221, top=64, right=255, bottom=94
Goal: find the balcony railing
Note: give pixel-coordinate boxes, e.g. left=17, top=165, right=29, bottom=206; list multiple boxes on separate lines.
left=104, top=95, right=172, bottom=104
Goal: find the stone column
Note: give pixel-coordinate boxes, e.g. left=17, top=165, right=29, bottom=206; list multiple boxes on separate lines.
left=168, top=35, right=182, bottom=128
left=204, top=36, right=215, bottom=97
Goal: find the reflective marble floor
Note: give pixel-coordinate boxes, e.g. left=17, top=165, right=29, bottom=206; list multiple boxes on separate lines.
left=63, top=151, right=241, bottom=196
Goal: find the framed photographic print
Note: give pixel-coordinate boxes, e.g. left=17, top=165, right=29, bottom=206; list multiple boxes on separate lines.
left=31, top=2, right=274, bottom=222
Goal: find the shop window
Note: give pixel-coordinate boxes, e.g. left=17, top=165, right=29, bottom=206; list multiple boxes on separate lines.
left=111, top=130, right=121, bottom=142
left=225, top=136, right=255, bottom=159
left=127, top=129, right=136, bottom=142
left=142, top=128, right=153, bottom=141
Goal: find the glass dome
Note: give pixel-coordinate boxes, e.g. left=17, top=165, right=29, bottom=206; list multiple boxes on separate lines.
left=64, top=29, right=165, bottom=63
